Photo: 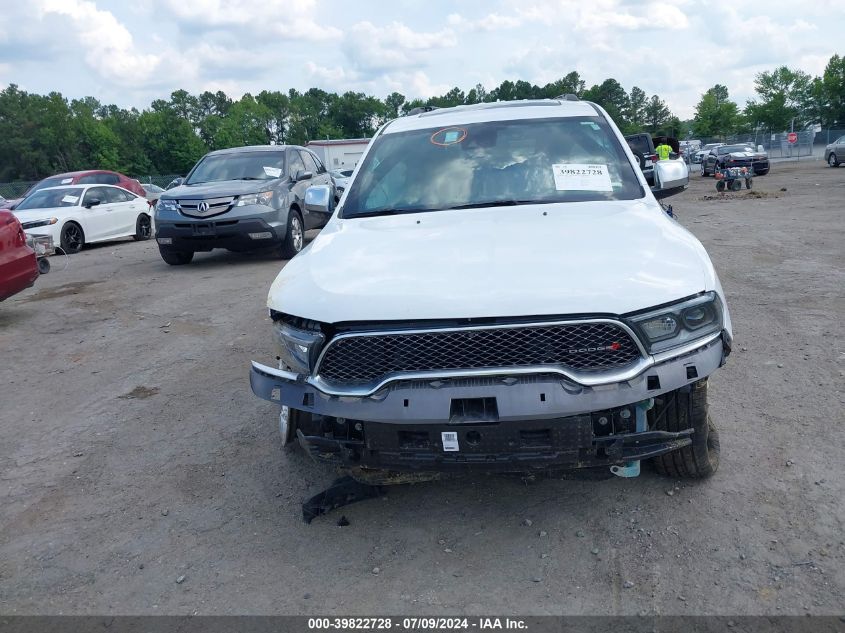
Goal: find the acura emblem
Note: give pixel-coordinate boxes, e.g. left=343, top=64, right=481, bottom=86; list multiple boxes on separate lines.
left=198, top=201, right=210, bottom=213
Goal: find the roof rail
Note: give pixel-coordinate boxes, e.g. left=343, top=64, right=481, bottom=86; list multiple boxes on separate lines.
left=407, top=105, right=439, bottom=116
left=554, top=94, right=580, bottom=101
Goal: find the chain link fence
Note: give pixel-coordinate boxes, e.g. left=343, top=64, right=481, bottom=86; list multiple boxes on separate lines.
left=0, top=174, right=183, bottom=201
left=692, top=129, right=844, bottom=160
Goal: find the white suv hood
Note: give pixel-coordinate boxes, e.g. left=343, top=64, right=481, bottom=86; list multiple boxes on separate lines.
left=268, top=200, right=717, bottom=323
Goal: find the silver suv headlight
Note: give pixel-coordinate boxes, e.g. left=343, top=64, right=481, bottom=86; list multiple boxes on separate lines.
left=236, top=191, right=273, bottom=207
left=157, top=198, right=179, bottom=212
left=271, top=315, right=325, bottom=373
left=626, top=292, right=723, bottom=354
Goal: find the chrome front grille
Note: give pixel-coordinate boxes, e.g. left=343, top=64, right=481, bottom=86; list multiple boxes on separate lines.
left=316, top=321, right=643, bottom=386
left=178, top=197, right=235, bottom=218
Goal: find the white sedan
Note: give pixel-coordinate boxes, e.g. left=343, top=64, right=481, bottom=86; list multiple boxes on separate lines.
left=13, top=184, right=152, bottom=254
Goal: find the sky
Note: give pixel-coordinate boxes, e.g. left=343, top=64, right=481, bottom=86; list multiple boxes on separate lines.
left=0, top=0, right=842, bottom=120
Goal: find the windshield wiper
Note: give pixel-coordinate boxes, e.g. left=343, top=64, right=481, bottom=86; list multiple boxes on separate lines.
left=347, top=208, right=437, bottom=218
left=236, top=176, right=265, bottom=181
left=449, top=199, right=550, bottom=210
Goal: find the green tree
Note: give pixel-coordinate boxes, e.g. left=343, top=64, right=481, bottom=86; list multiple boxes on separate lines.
left=625, top=86, right=648, bottom=131
left=583, top=79, right=630, bottom=127
left=693, top=84, right=741, bottom=137
left=745, top=66, right=815, bottom=131
left=384, top=92, right=405, bottom=119
left=644, top=95, right=671, bottom=133
left=819, top=54, right=845, bottom=127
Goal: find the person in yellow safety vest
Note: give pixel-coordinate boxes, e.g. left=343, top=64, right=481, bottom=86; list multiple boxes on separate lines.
left=655, top=141, right=673, bottom=160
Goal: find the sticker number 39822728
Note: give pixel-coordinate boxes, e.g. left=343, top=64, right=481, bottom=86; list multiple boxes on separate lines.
left=552, top=163, right=613, bottom=192
left=441, top=432, right=460, bottom=452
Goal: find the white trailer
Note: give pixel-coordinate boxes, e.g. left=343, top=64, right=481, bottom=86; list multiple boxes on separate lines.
left=306, top=138, right=371, bottom=172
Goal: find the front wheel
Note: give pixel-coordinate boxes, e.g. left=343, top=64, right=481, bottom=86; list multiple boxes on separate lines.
left=279, top=210, right=304, bottom=259
left=716, top=180, right=726, bottom=192
left=730, top=179, right=742, bottom=192
left=649, top=379, right=720, bottom=479
left=280, top=407, right=310, bottom=449
left=745, top=177, right=753, bottom=189
left=60, top=222, right=85, bottom=254
left=828, top=153, right=839, bottom=168
left=158, top=246, right=194, bottom=265
left=133, top=214, right=152, bottom=241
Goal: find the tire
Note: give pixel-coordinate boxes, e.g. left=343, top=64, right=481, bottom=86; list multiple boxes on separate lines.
left=158, top=246, right=194, bottom=266
left=745, top=177, right=753, bottom=190
left=279, top=209, right=304, bottom=260
left=60, top=222, right=84, bottom=254
left=649, top=379, right=720, bottom=479
left=133, top=214, right=152, bottom=241
left=281, top=407, right=310, bottom=447
left=828, top=153, right=839, bottom=168
left=37, top=258, right=51, bottom=274
left=716, top=180, right=726, bottom=192
left=730, top=179, right=742, bottom=192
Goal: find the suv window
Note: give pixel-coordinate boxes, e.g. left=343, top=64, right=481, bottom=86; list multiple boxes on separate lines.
left=309, top=151, right=327, bottom=174
left=625, top=134, right=653, bottom=156
left=186, top=151, right=287, bottom=184
left=299, top=150, right=319, bottom=174
left=343, top=116, right=643, bottom=217
left=288, top=151, right=306, bottom=179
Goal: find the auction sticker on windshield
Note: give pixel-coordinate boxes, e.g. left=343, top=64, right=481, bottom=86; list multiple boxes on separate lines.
left=61, top=195, right=79, bottom=204
left=553, top=163, right=612, bottom=191
left=263, top=166, right=282, bottom=178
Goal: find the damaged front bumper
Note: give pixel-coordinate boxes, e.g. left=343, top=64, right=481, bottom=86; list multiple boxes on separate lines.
left=249, top=331, right=728, bottom=472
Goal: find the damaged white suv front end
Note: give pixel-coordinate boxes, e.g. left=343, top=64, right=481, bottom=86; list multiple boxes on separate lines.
left=250, top=98, right=732, bottom=481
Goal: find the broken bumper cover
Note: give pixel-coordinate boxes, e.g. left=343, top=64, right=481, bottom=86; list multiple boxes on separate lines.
left=295, top=420, right=693, bottom=473
left=249, top=332, right=725, bottom=423
left=250, top=332, right=729, bottom=472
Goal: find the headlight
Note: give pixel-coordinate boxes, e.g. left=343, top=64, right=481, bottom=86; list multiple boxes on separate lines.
left=157, top=198, right=179, bottom=212
left=236, top=191, right=273, bottom=207
left=272, top=317, right=325, bottom=373
left=627, top=293, right=723, bottom=353
left=20, top=217, right=58, bottom=230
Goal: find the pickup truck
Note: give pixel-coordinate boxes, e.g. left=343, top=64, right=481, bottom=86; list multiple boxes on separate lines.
left=250, top=98, right=732, bottom=483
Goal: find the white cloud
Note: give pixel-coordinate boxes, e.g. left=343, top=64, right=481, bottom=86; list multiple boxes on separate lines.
left=157, top=0, right=340, bottom=40
left=342, top=21, right=457, bottom=73
left=37, top=0, right=161, bottom=84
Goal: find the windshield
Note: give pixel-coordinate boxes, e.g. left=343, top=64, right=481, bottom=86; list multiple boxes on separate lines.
left=186, top=151, right=286, bottom=185
left=331, top=169, right=353, bottom=178
left=29, top=176, right=74, bottom=194
left=16, top=187, right=82, bottom=210
left=718, top=145, right=754, bottom=154
left=342, top=116, right=642, bottom=218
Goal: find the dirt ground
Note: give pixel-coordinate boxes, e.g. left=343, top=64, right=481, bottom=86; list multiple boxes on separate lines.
left=1, top=159, right=843, bottom=616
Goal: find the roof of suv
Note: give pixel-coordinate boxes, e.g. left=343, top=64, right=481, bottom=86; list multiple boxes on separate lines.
left=205, top=145, right=295, bottom=157
left=385, top=99, right=600, bottom=134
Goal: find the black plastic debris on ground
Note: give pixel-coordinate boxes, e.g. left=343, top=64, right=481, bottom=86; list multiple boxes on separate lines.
left=302, top=476, right=384, bottom=524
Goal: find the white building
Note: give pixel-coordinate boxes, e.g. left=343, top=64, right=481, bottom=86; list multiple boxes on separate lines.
left=306, top=138, right=371, bottom=171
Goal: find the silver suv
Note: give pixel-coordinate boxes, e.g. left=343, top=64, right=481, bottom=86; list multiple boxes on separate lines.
left=155, top=145, right=333, bottom=265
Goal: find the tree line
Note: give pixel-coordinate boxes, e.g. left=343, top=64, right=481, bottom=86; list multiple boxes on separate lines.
left=0, top=54, right=842, bottom=182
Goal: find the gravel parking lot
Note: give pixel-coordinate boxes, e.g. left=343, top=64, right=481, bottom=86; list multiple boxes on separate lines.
left=1, top=160, right=843, bottom=616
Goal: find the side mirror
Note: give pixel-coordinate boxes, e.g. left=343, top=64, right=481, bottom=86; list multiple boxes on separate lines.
left=296, top=170, right=313, bottom=182
left=166, top=177, right=184, bottom=190
left=304, top=184, right=332, bottom=215
left=84, top=199, right=101, bottom=209
left=651, top=159, right=689, bottom=200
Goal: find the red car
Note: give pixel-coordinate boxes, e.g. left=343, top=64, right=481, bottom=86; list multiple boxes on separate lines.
left=1, top=170, right=147, bottom=210
left=0, top=209, right=39, bottom=302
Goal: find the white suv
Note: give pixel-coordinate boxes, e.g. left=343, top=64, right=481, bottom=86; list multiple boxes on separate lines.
left=250, top=98, right=732, bottom=482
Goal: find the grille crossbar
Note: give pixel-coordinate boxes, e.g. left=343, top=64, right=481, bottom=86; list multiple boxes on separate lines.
left=317, top=321, right=642, bottom=385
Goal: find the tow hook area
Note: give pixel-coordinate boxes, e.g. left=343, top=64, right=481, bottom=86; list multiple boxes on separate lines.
left=610, top=398, right=654, bottom=478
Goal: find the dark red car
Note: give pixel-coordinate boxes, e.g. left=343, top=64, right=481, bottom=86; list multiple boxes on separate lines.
left=0, top=170, right=147, bottom=210
left=0, top=209, right=39, bottom=302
